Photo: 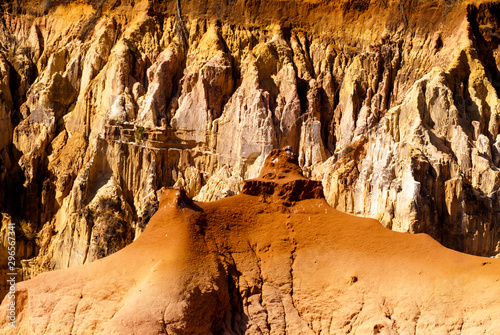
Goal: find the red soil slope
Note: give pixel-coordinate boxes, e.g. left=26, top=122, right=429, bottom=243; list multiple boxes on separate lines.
left=1, top=148, right=500, bottom=334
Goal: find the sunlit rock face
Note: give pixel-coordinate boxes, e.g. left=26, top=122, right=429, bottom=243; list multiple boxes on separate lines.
left=2, top=148, right=500, bottom=334
left=0, top=0, right=500, bottom=284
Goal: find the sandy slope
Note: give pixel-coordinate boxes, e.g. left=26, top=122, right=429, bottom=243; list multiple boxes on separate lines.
left=2, top=148, right=500, bottom=334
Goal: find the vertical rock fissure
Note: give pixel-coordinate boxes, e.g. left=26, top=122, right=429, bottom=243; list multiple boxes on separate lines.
left=225, top=257, right=246, bottom=334
left=68, top=291, right=83, bottom=335
left=247, top=242, right=269, bottom=332
left=175, top=0, right=188, bottom=50
left=399, top=1, right=408, bottom=29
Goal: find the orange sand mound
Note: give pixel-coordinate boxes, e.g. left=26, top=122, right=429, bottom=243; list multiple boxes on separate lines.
left=2, top=149, right=500, bottom=334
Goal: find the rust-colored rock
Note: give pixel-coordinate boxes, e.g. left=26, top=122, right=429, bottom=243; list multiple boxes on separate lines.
left=241, top=148, right=324, bottom=202
left=2, top=148, right=500, bottom=334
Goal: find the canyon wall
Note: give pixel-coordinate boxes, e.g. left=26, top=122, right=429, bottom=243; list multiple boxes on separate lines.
left=0, top=0, right=500, bottom=281
left=2, top=148, right=500, bottom=334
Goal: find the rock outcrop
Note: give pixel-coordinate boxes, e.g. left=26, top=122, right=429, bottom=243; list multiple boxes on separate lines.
left=2, top=148, right=500, bottom=334
left=0, top=0, right=500, bottom=288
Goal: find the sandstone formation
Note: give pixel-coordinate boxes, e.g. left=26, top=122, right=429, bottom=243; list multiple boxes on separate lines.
left=0, top=0, right=500, bottom=286
left=2, top=148, right=500, bottom=334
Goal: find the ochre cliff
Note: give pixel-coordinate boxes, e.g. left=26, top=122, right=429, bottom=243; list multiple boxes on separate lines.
left=1, top=0, right=500, bottom=285
left=2, top=148, right=500, bottom=334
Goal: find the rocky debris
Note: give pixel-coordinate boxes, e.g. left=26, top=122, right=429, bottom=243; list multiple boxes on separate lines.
left=2, top=148, right=500, bottom=334
left=0, top=0, right=500, bottom=287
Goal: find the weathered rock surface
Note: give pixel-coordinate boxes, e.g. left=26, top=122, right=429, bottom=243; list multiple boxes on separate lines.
left=0, top=0, right=500, bottom=288
left=2, top=148, right=500, bottom=334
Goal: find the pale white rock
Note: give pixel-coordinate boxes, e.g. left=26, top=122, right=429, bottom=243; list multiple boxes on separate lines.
left=298, top=116, right=328, bottom=173
left=273, top=62, right=302, bottom=146
left=194, top=165, right=244, bottom=202
left=476, top=134, right=491, bottom=157
left=171, top=33, right=234, bottom=141
left=137, top=44, right=182, bottom=128
left=173, top=166, right=202, bottom=199
left=449, top=125, right=472, bottom=174
left=493, top=134, right=500, bottom=167
left=393, top=160, right=421, bottom=233
left=471, top=148, right=500, bottom=194
left=78, top=18, right=117, bottom=97
left=216, top=56, right=276, bottom=166
left=108, top=89, right=136, bottom=123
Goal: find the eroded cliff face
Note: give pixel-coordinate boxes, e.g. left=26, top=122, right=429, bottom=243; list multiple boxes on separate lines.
left=2, top=148, right=500, bottom=334
left=0, top=0, right=500, bottom=282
